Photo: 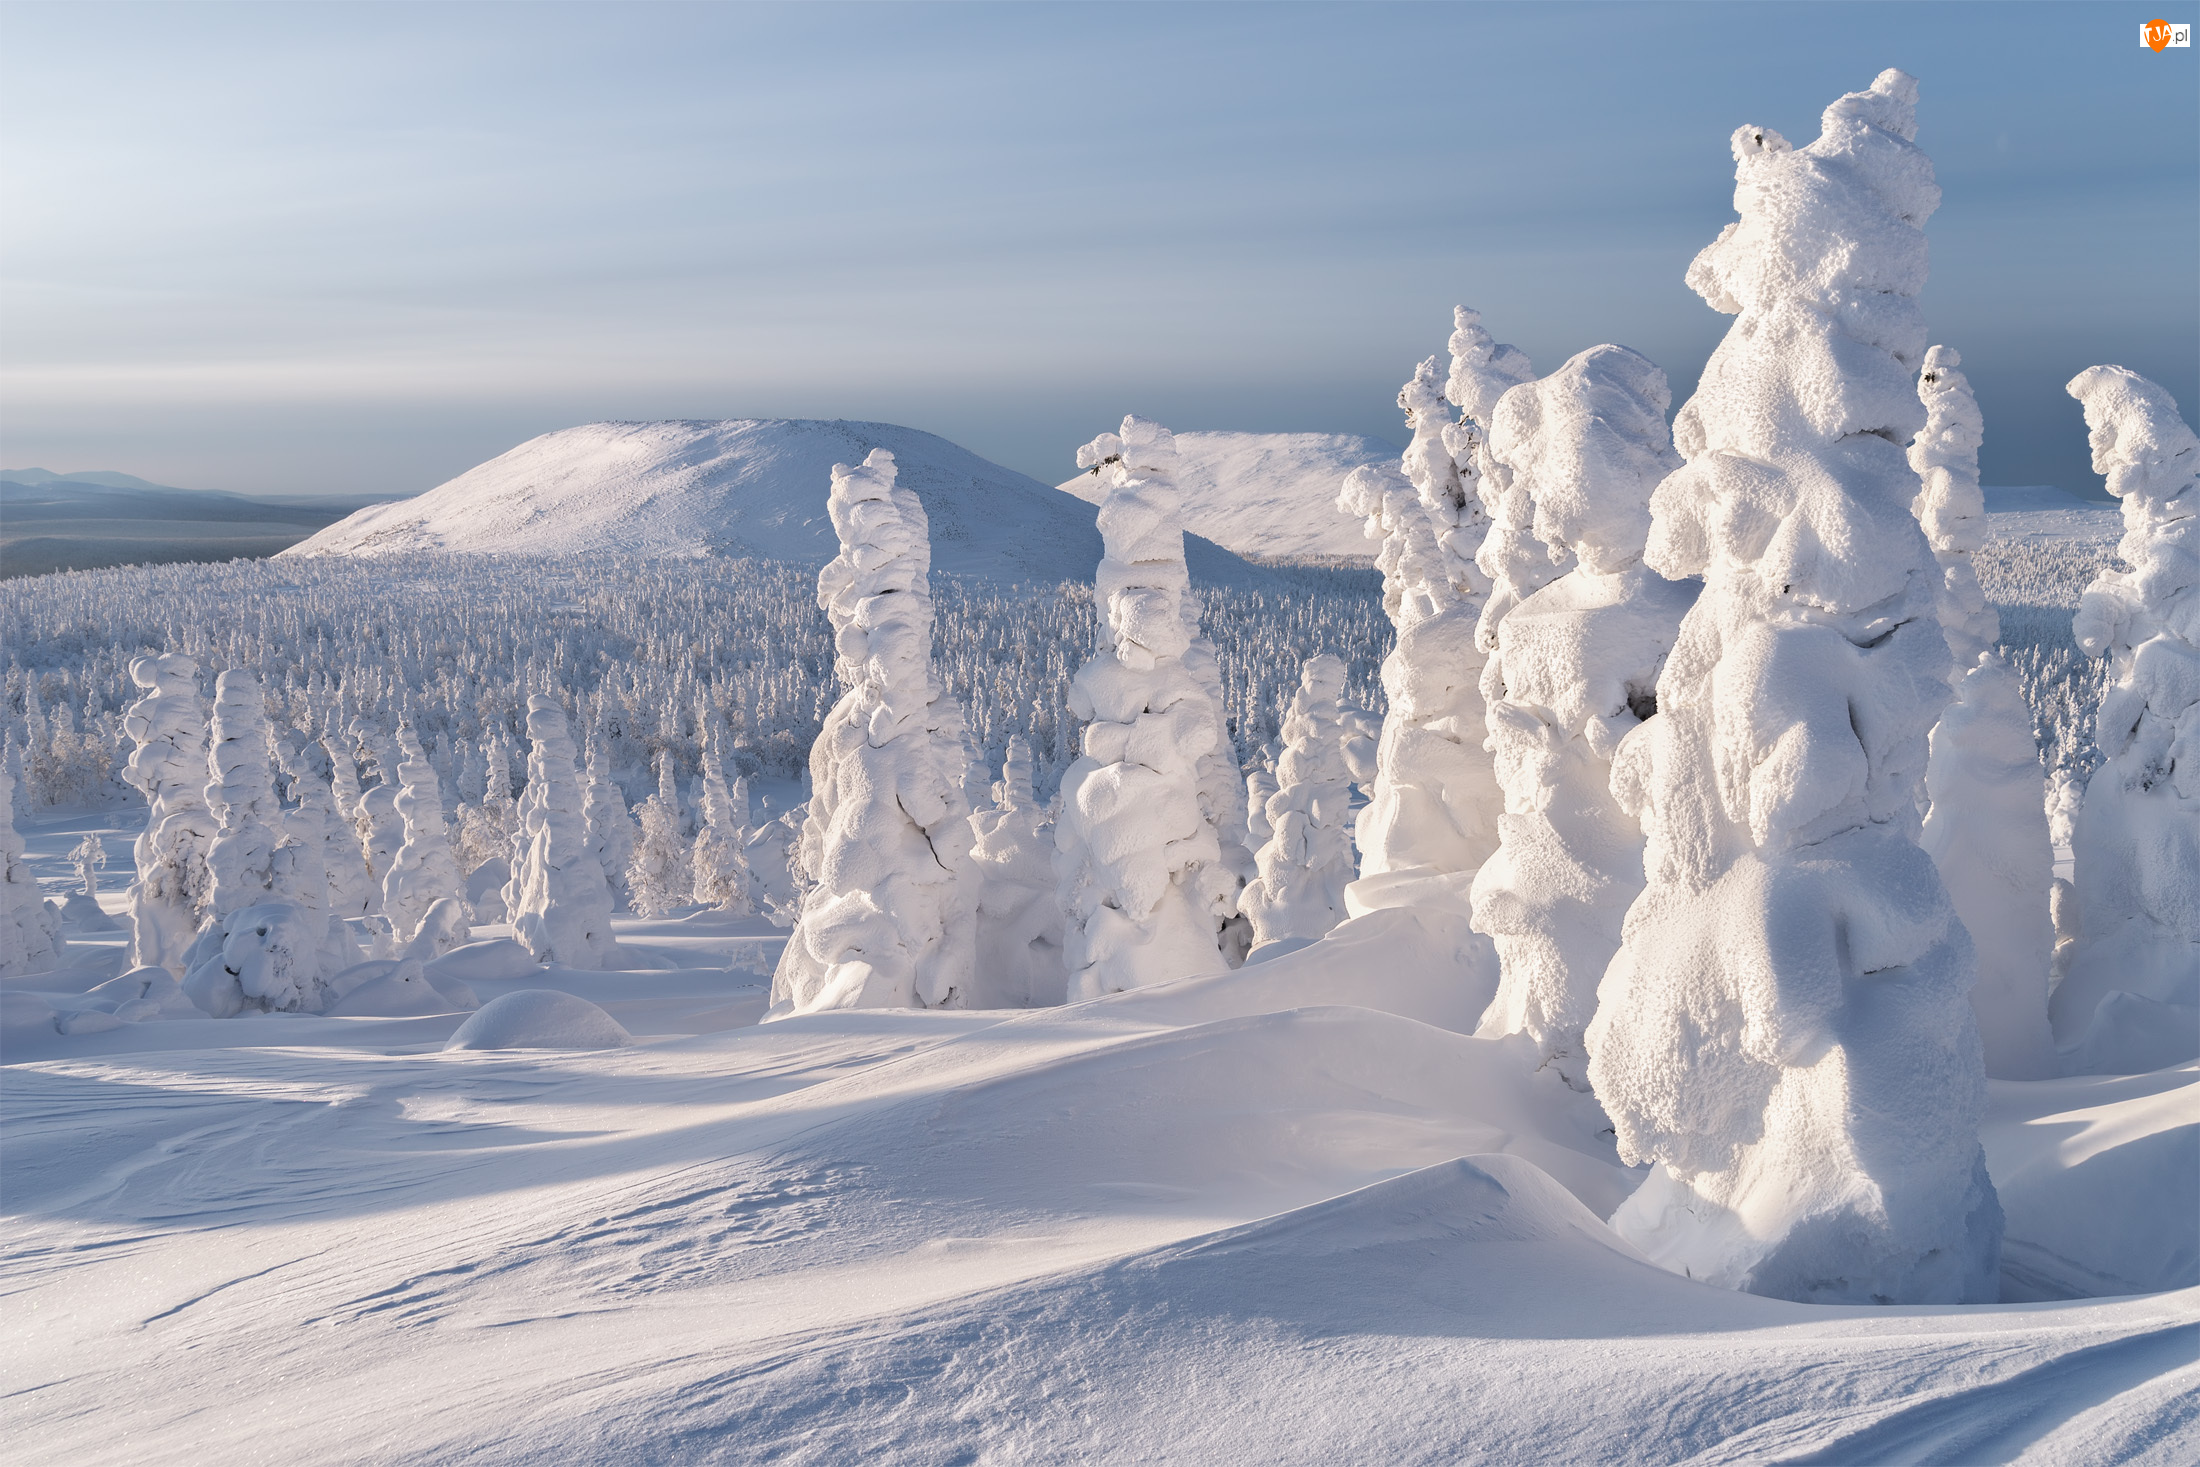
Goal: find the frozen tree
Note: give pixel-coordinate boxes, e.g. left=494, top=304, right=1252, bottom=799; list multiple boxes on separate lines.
left=69, top=832, right=107, bottom=896
left=1, top=754, right=62, bottom=977
left=626, top=749, right=693, bottom=918
left=1054, top=419, right=1236, bottom=998
left=1448, top=308, right=1561, bottom=690
left=1342, top=316, right=1526, bottom=912
left=301, top=751, right=374, bottom=919
left=381, top=720, right=467, bottom=950
left=583, top=730, right=638, bottom=910
left=1244, top=754, right=1278, bottom=848
left=120, top=653, right=213, bottom=973
left=968, top=737, right=1066, bottom=1004
left=1584, top=72, right=2002, bottom=1305
left=508, top=694, right=618, bottom=966
left=772, top=449, right=982, bottom=1014
left=1910, top=345, right=2057, bottom=1078
left=1179, top=598, right=1255, bottom=964
left=203, top=670, right=300, bottom=917
left=747, top=805, right=805, bottom=928
left=690, top=724, right=754, bottom=914
left=1241, top=654, right=1357, bottom=948
left=1468, top=346, right=1693, bottom=1087
left=2052, top=366, right=2200, bottom=1072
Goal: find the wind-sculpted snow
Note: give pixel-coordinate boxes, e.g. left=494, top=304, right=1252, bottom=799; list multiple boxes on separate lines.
left=2054, top=366, right=2200, bottom=1074
left=1586, top=71, right=2003, bottom=1305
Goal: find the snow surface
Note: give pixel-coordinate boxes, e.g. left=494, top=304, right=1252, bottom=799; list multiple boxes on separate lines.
left=1056, top=429, right=1396, bottom=561
left=286, top=418, right=1273, bottom=585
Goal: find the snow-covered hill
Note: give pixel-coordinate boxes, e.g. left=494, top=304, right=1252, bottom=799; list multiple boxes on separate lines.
left=1057, top=430, right=1397, bottom=562
left=285, top=419, right=1268, bottom=585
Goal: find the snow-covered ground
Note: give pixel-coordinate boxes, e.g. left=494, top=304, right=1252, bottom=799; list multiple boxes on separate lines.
left=1057, top=429, right=1397, bottom=562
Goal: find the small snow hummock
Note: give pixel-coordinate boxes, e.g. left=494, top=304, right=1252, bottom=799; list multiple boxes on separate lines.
left=1468, top=345, right=1693, bottom=1088
left=1911, top=345, right=2057, bottom=1079
left=443, top=989, right=632, bottom=1051
left=380, top=720, right=468, bottom=954
left=120, top=653, right=213, bottom=974
left=771, top=448, right=984, bottom=1015
left=1, top=751, right=62, bottom=978
left=1054, top=418, right=1238, bottom=999
left=2052, top=365, right=2200, bottom=1074
left=1584, top=71, right=2003, bottom=1305
left=508, top=694, right=619, bottom=967
left=1241, top=654, right=1357, bottom=949
left=968, top=737, right=1065, bottom=1005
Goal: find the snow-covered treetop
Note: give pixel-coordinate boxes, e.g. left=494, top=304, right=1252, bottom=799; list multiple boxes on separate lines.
left=817, top=448, right=939, bottom=745
left=1079, top=416, right=1192, bottom=673
left=1444, top=306, right=1537, bottom=428
left=1910, top=345, right=1987, bottom=557
left=1492, top=344, right=1679, bottom=576
left=2067, top=365, right=2198, bottom=659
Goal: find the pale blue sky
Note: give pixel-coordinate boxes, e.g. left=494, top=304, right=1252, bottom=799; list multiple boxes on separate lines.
left=2, top=1, right=2192, bottom=497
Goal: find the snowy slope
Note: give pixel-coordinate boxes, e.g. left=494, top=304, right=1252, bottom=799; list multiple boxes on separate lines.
left=1058, top=430, right=1396, bottom=561
left=285, top=419, right=1270, bottom=585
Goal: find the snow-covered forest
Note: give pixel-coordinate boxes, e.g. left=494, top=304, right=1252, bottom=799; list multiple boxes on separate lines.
left=4, top=61, right=2194, bottom=1467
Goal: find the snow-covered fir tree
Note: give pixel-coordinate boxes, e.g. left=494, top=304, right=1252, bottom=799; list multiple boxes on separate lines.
left=772, top=449, right=983, bottom=1013
left=202, top=670, right=300, bottom=917
left=1467, top=345, right=1693, bottom=1086
left=1055, top=418, right=1236, bottom=998
left=968, top=736, right=1065, bottom=1005
left=120, top=653, right=214, bottom=973
left=1241, top=654, right=1357, bottom=948
left=2052, top=365, right=2200, bottom=1073
left=1, top=751, right=62, bottom=978
left=583, top=730, right=638, bottom=910
left=626, top=749, right=692, bottom=918
left=1584, top=71, right=2003, bottom=1305
left=380, top=720, right=467, bottom=951
left=1911, top=344, right=2057, bottom=1079
left=690, top=722, right=754, bottom=914
left=508, top=693, right=618, bottom=966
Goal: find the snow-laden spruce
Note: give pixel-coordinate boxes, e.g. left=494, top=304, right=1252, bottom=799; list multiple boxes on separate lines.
left=582, top=731, right=638, bottom=911
left=1468, top=346, right=1693, bottom=1086
left=285, top=736, right=373, bottom=918
left=772, top=449, right=983, bottom=1014
left=1342, top=315, right=1528, bottom=914
left=203, top=670, right=309, bottom=917
left=968, top=737, right=1066, bottom=1005
left=508, top=694, right=618, bottom=966
left=1055, top=418, right=1238, bottom=998
left=1911, top=345, right=2057, bottom=1079
left=690, top=723, right=754, bottom=914
left=1584, top=71, right=2002, bottom=1305
left=1242, top=654, right=1357, bottom=948
left=1, top=751, right=62, bottom=978
left=380, top=720, right=468, bottom=953
left=120, top=653, right=214, bottom=974
left=1450, top=307, right=1562, bottom=698
left=2053, top=366, right=2200, bottom=1073
left=627, top=750, right=693, bottom=918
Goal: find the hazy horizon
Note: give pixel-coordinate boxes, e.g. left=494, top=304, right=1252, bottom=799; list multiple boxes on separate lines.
left=3, top=1, right=2192, bottom=501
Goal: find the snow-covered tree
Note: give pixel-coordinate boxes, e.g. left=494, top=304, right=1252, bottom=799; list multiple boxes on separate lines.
left=508, top=694, right=618, bottom=966
left=1342, top=314, right=1527, bottom=913
left=69, top=832, right=107, bottom=896
left=380, top=720, right=467, bottom=950
left=2052, top=365, right=2200, bottom=1072
left=1241, top=654, right=1357, bottom=948
left=583, top=730, right=638, bottom=910
left=1, top=753, right=62, bottom=977
left=1468, top=346, right=1693, bottom=1087
left=1055, top=418, right=1236, bottom=999
left=690, top=723, right=754, bottom=914
left=1584, top=71, right=2002, bottom=1305
left=626, top=749, right=692, bottom=918
left=772, top=449, right=982, bottom=1013
left=968, top=736, right=1065, bottom=1005
left=120, top=653, right=213, bottom=973
left=1244, top=754, right=1278, bottom=848
left=1910, top=344, right=2057, bottom=1078
left=746, top=805, right=805, bottom=928
left=203, top=670, right=299, bottom=917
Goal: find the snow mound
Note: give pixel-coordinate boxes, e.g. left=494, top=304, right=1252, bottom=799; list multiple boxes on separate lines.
left=443, top=988, right=632, bottom=1051
left=287, top=418, right=1272, bottom=585
left=1058, top=429, right=1394, bottom=561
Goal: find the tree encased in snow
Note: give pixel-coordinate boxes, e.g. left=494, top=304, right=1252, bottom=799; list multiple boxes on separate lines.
left=2051, top=366, right=2200, bottom=1073
left=508, top=694, right=618, bottom=967
left=380, top=720, right=467, bottom=950
left=1, top=752, right=62, bottom=977
left=1584, top=71, right=2003, bottom=1304
left=1055, top=418, right=1237, bottom=998
left=583, top=730, right=639, bottom=910
left=1468, top=345, right=1694, bottom=1086
left=1910, top=344, right=2057, bottom=1079
left=1242, top=653, right=1357, bottom=947
left=203, top=669, right=310, bottom=917
left=691, top=722, right=755, bottom=914
left=772, top=449, right=983, bottom=1014
left=626, top=750, right=692, bottom=919
left=121, top=653, right=214, bottom=973
left=968, top=736, right=1066, bottom=1005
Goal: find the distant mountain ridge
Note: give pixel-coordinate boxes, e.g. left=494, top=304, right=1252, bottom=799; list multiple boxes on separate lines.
left=1, top=474, right=399, bottom=580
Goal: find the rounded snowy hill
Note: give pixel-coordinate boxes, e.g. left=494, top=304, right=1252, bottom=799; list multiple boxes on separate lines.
left=1056, top=430, right=1397, bottom=562
left=286, top=419, right=1268, bottom=584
